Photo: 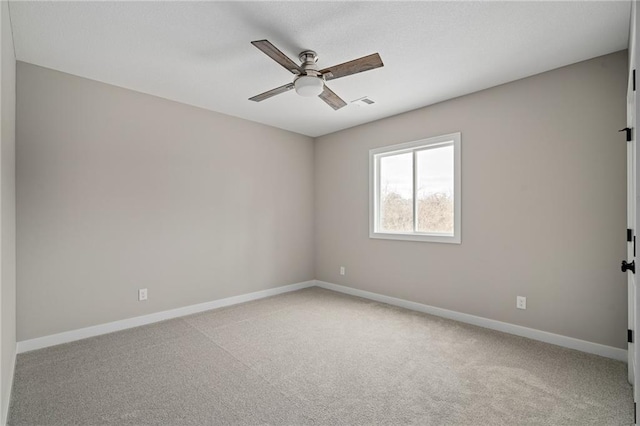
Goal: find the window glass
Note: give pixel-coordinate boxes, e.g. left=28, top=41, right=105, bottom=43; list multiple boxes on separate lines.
left=380, top=153, right=413, bottom=233
left=416, top=145, right=454, bottom=234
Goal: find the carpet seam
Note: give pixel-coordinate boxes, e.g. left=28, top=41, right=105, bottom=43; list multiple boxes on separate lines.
left=178, top=316, right=320, bottom=424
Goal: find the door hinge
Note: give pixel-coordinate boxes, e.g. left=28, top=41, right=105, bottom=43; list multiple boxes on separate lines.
left=627, top=229, right=633, bottom=242
left=628, top=329, right=634, bottom=343
left=620, top=127, right=633, bottom=142
left=635, top=402, right=636, bottom=424
left=634, top=236, right=636, bottom=257
left=634, top=69, right=636, bottom=91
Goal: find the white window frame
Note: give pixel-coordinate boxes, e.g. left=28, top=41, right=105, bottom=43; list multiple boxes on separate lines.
left=369, top=132, right=461, bottom=244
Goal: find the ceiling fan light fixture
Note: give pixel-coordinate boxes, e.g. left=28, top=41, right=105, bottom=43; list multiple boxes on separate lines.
left=294, top=75, right=324, bottom=97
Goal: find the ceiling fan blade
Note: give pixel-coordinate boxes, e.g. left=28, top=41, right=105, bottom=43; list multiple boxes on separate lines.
left=249, top=83, right=295, bottom=102
left=320, top=53, right=384, bottom=81
left=251, top=40, right=303, bottom=75
left=318, top=85, right=347, bottom=110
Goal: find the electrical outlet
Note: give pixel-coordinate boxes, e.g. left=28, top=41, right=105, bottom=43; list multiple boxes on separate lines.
left=138, top=288, right=148, bottom=301
left=340, top=266, right=346, bottom=276
left=516, top=296, right=526, bottom=310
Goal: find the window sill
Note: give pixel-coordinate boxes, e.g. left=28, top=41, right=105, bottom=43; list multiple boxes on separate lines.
left=369, top=231, right=461, bottom=244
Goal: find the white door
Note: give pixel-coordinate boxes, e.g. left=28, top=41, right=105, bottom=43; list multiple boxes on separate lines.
left=630, top=1, right=640, bottom=419
left=627, top=58, right=636, bottom=386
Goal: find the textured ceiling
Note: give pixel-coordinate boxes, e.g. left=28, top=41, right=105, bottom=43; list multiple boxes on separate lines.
left=9, top=1, right=631, bottom=137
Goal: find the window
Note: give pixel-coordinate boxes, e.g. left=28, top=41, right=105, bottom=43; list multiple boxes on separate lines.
left=369, top=133, right=461, bottom=243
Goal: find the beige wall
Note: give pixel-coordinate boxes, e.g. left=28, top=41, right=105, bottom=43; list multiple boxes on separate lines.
left=16, top=62, right=314, bottom=341
left=0, top=0, right=16, bottom=423
left=15, top=51, right=629, bottom=351
left=315, top=51, right=628, bottom=349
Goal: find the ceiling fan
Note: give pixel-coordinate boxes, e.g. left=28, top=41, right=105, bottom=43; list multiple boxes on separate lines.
left=248, top=40, right=384, bottom=110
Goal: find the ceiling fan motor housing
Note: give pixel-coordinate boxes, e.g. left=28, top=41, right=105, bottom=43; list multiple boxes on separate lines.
left=299, top=50, right=318, bottom=65
left=294, top=50, right=324, bottom=97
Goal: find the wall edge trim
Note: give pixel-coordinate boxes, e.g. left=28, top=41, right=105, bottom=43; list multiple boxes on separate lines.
left=2, top=345, right=15, bottom=426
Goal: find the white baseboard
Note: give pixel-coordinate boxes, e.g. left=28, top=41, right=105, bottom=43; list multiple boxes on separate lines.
left=315, top=280, right=627, bottom=362
left=16, top=280, right=315, bottom=354
left=16, top=279, right=627, bottom=363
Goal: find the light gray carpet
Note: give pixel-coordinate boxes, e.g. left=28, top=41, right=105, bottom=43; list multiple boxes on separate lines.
left=8, top=287, right=633, bottom=425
